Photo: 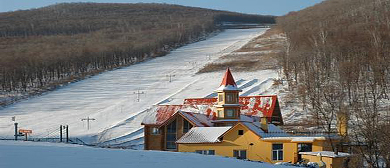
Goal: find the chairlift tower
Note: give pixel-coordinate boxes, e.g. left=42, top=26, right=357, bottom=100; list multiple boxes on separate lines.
left=134, top=90, right=145, bottom=102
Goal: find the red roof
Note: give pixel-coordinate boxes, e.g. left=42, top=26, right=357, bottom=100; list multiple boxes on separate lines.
left=184, top=96, right=278, bottom=118
left=220, top=68, right=237, bottom=86
left=142, top=95, right=282, bottom=126
left=154, top=105, right=185, bottom=125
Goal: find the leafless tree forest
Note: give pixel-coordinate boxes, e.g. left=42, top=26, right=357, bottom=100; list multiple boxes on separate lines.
left=277, top=0, right=390, bottom=167
left=0, top=3, right=274, bottom=105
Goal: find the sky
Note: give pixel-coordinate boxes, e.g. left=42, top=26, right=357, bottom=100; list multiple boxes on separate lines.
left=0, top=0, right=324, bottom=16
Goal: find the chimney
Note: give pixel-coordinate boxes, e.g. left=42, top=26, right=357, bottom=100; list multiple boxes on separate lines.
left=260, top=117, right=268, bottom=133
left=337, top=112, right=348, bottom=136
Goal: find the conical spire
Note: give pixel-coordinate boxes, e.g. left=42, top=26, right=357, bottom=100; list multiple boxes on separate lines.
left=220, top=68, right=237, bottom=87
left=216, top=68, right=241, bottom=91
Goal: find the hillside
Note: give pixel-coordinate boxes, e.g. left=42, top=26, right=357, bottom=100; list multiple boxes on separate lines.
left=0, top=3, right=275, bottom=106
left=0, top=141, right=295, bottom=168
left=0, top=28, right=269, bottom=147
left=276, top=0, right=390, bottom=167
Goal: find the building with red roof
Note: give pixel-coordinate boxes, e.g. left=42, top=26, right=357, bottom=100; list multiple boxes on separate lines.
left=142, top=68, right=283, bottom=151
left=141, top=68, right=348, bottom=167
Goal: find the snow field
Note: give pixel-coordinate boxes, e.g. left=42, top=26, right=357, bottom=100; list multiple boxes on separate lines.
left=0, top=141, right=295, bottom=168
left=0, top=28, right=267, bottom=145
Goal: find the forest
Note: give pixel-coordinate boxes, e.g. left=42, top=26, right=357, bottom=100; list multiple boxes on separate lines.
left=0, top=3, right=275, bottom=106
left=277, top=0, right=390, bottom=167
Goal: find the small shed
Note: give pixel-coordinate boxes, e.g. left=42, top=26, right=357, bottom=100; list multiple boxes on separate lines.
left=299, top=151, right=351, bottom=168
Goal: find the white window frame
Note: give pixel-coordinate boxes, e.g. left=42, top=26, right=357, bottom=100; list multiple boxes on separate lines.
left=195, top=150, right=215, bottom=155
left=233, top=150, right=247, bottom=159
left=272, top=144, right=283, bottom=161
left=151, top=127, right=160, bottom=135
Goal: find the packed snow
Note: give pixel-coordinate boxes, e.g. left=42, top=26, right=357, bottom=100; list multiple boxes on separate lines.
left=0, top=141, right=296, bottom=168
left=0, top=28, right=267, bottom=143
left=0, top=27, right=306, bottom=148
left=176, top=126, right=231, bottom=143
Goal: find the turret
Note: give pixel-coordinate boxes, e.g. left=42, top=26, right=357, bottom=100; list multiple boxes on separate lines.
left=215, top=68, right=242, bottom=120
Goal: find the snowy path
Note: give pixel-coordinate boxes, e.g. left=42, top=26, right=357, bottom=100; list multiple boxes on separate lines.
left=0, top=28, right=277, bottom=145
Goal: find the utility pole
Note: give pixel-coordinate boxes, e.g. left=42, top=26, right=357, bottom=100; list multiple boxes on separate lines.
left=133, top=90, right=145, bottom=102
left=60, top=125, right=63, bottom=142
left=66, top=125, right=69, bottom=143
left=166, top=74, right=175, bottom=82
left=81, top=117, right=96, bottom=130
left=60, top=125, right=69, bottom=143
left=14, top=123, right=18, bottom=141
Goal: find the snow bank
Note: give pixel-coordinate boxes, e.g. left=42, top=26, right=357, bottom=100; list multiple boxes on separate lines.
left=0, top=141, right=295, bottom=168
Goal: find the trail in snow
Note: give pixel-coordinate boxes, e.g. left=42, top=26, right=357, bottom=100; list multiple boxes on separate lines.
left=0, top=28, right=269, bottom=145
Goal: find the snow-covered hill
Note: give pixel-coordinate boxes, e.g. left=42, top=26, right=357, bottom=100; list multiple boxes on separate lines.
left=0, top=141, right=295, bottom=168
left=0, top=28, right=303, bottom=148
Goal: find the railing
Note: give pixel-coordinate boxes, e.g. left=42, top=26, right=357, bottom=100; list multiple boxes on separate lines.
left=0, top=137, right=87, bottom=146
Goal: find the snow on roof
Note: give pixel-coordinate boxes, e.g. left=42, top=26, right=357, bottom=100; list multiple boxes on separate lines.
left=176, top=127, right=231, bottom=144
left=179, top=111, right=214, bottom=127
left=184, top=95, right=278, bottom=118
left=291, top=137, right=323, bottom=142
left=261, top=136, right=327, bottom=142
left=143, top=95, right=280, bottom=126
left=142, top=105, right=186, bottom=125
left=240, top=96, right=277, bottom=118
left=212, top=115, right=258, bottom=123
left=242, top=122, right=289, bottom=138
left=216, top=84, right=241, bottom=91
left=299, top=151, right=351, bottom=158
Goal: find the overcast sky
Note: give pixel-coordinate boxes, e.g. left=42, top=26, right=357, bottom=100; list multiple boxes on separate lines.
left=0, top=0, right=324, bottom=16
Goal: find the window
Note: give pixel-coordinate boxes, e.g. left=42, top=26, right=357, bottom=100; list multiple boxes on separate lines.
left=218, top=110, right=223, bottom=118
left=226, top=93, right=237, bottom=103
left=151, top=127, right=160, bottom=135
left=195, top=150, right=215, bottom=155
left=233, top=150, right=247, bottom=159
left=226, top=109, right=235, bottom=117
left=272, top=144, right=283, bottom=161
left=298, top=143, right=312, bottom=162
left=226, top=94, right=233, bottom=103
left=166, top=120, right=177, bottom=150
left=183, top=119, right=192, bottom=133
left=238, top=130, right=244, bottom=135
left=218, top=94, right=224, bottom=102
left=298, top=143, right=312, bottom=152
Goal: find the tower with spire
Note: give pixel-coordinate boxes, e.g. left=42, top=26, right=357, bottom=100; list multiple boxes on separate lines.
left=214, top=68, right=242, bottom=123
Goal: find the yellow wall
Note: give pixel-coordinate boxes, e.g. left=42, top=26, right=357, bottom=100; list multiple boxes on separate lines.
left=178, top=123, right=333, bottom=164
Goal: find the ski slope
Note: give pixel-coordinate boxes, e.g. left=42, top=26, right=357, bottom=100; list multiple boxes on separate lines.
left=0, top=28, right=287, bottom=147
left=0, top=141, right=295, bottom=168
